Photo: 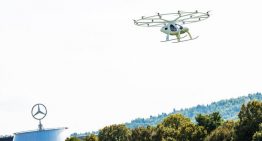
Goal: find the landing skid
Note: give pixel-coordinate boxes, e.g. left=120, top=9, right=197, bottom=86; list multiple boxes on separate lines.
left=161, top=35, right=187, bottom=42
left=172, top=36, right=199, bottom=43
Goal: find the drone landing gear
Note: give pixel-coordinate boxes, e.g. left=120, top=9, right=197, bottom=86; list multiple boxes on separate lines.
left=172, top=36, right=199, bottom=43
left=161, top=35, right=187, bottom=42
left=186, top=31, right=192, bottom=39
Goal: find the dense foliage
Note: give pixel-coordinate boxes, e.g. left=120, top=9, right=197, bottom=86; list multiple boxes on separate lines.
left=66, top=100, right=262, bottom=141
left=204, top=120, right=235, bottom=141
left=65, top=137, right=82, bottom=141
left=195, top=112, right=223, bottom=133
left=126, top=93, right=262, bottom=129
left=98, top=124, right=131, bottom=141
left=252, top=124, right=262, bottom=141
left=234, top=101, right=262, bottom=141
left=84, top=134, right=98, bottom=141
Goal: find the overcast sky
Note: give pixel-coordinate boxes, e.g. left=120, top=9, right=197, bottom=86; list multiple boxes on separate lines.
left=1, top=0, right=262, bottom=135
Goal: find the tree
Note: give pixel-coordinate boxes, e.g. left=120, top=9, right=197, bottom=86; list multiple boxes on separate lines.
left=176, top=122, right=207, bottom=141
left=158, top=114, right=207, bottom=141
left=252, top=132, right=262, bottom=141
left=196, top=112, right=223, bottom=133
left=191, top=125, right=207, bottom=141
left=234, top=101, right=262, bottom=141
left=84, top=134, right=98, bottom=141
left=252, top=123, right=262, bottom=141
left=130, top=126, right=155, bottom=141
left=98, top=124, right=131, bottom=141
left=65, top=137, right=81, bottom=141
left=162, top=114, right=191, bottom=129
left=153, top=124, right=178, bottom=141
left=204, top=120, right=235, bottom=141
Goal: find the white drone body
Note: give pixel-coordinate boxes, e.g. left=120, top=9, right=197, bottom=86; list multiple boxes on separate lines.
left=160, top=22, right=191, bottom=41
left=134, top=11, right=210, bottom=43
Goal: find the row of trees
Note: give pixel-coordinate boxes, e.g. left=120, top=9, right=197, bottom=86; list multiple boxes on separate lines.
left=126, top=93, right=262, bottom=129
left=66, top=100, right=262, bottom=141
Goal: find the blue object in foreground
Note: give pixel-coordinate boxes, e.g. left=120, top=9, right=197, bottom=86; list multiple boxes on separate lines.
left=13, top=128, right=67, bottom=141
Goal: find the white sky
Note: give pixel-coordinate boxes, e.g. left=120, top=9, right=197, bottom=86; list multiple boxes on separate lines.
left=1, top=0, right=262, bottom=135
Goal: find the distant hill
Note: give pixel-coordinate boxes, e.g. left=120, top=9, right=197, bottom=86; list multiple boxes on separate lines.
left=126, top=92, right=262, bottom=129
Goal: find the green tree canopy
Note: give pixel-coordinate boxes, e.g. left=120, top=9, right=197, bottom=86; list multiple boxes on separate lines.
left=195, top=112, right=223, bottom=133
left=252, top=132, right=262, bottom=141
left=234, top=101, right=262, bottom=141
left=66, top=99, right=262, bottom=141
left=158, top=114, right=207, bottom=141
left=252, top=123, right=262, bottom=141
left=84, top=134, right=98, bottom=141
left=162, top=114, right=191, bottom=129
left=204, top=120, right=235, bottom=141
left=98, top=124, right=131, bottom=141
left=65, top=137, right=81, bottom=141
left=130, top=126, right=155, bottom=141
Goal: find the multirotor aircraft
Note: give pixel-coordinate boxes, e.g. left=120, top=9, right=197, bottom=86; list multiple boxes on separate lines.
left=133, top=11, right=210, bottom=43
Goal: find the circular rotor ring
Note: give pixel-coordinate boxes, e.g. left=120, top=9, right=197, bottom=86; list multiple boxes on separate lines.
left=134, top=11, right=210, bottom=27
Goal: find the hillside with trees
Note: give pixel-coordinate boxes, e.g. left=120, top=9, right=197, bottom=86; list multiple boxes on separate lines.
left=66, top=99, right=262, bottom=141
left=126, top=93, right=262, bottom=129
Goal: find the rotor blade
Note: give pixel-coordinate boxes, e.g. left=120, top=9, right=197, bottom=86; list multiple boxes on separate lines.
left=134, top=11, right=210, bottom=27
left=134, top=13, right=170, bottom=27
left=174, top=11, right=210, bottom=25
left=133, top=20, right=137, bottom=24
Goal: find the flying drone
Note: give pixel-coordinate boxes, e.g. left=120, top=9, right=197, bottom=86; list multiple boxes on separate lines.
left=133, top=11, right=210, bottom=43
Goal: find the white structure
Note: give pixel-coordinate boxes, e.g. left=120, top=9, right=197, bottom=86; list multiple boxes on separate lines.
left=13, top=104, right=68, bottom=141
left=13, top=128, right=67, bottom=141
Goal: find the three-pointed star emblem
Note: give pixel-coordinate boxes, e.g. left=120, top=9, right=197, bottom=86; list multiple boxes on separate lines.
left=31, top=104, right=47, bottom=120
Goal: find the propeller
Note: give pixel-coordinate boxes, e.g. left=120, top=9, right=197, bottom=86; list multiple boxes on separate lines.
left=207, top=11, right=211, bottom=17
left=157, top=13, right=162, bottom=19
left=133, top=11, right=210, bottom=27
left=133, top=20, right=137, bottom=24
left=178, top=10, right=181, bottom=17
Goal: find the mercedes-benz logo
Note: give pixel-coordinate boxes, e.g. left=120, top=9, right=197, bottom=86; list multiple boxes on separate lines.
left=31, top=103, right=47, bottom=120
